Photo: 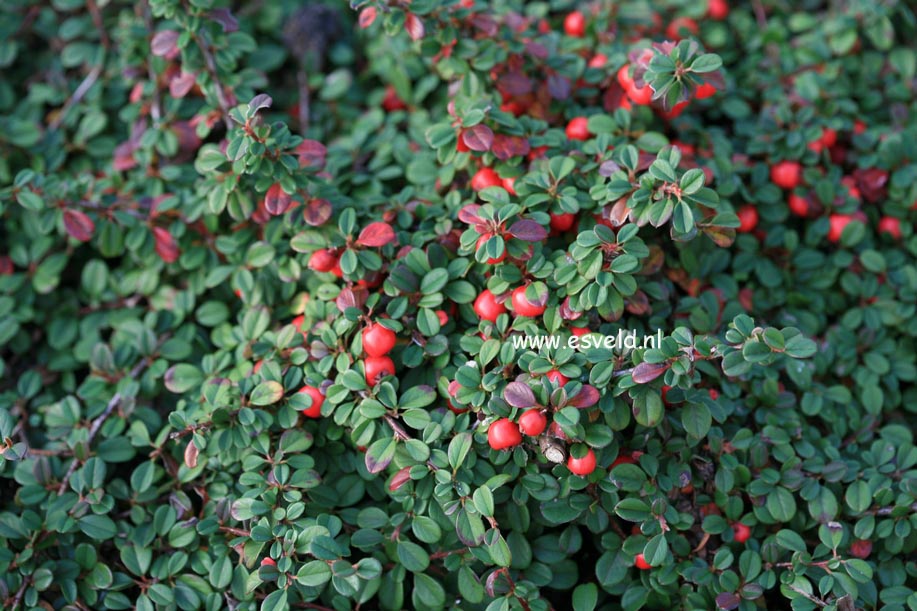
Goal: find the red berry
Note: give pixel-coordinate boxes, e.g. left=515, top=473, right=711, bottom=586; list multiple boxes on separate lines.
left=501, top=176, right=516, bottom=195
left=292, top=315, right=306, bottom=333
left=550, top=212, right=577, bottom=232
left=511, top=286, right=547, bottom=318
left=476, top=235, right=506, bottom=265
left=471, top=167, right=502, bottom=191
left=298, top=385, right=324, bottom=418
left=381, top=86, right=406, bottom=111
left=821, top=128, right=838, bottom=148
left=571, top=326, right=590, bottom=337
left=488, top=418, right=522, bottom=450
left=853, top=120, right=867, bottom=135
left=253, top=360, right=264, bottom=374
left=617, top=65, right=635, bottom=90
left=563, top=11, right=585, bottom=37
left=708, top=0, right=729, bottom=20
left=850, top=539, right=872, bottom=559
left=364, top=356, right=395, bottom=385
left=610, top=453, right=637, bottom=469
left=708, top=389, right=719, bottom=400
left=518, top=409, right=547, bottom=436
left=565, top=117, right=590, bottom=141
left=625, top=81, right=653, bottom=106
left=695, top=82, right=717, bottom=99
left=567, top=448, right=597, bottom=476
left=660, top=100, right=690, bottom=120
left=261, top=558, right=277, bottom=568
left=456, top=133, right=470, bottom=152
left=474, top=289, right=507, bottom=322
left=588, top=53, right=608, bottom=68
left=737, top=205, right=759, bottom=233
left=309, top=249, right=339, bottom=272
left=666, top=17, right=699, bottom=40
left=878, top=216, right=902, bottom=239
left=732, top=522, right=751, bottom=543
left=546, top=370, right=568, bottom=386
left=634, top=553, right=651, bottom=570
left=330, top=259, right=343, bottom=278
left=841, top=176, right=861, bottom=201
left=788, top=193, right=811, bottom=217
left=436, top=310, right=449, bottom=326
left=828, top=214, right=856, bottom=243
left=363, top=322, right=396, bottom=357
left=770, top=161, right=802, bottom=189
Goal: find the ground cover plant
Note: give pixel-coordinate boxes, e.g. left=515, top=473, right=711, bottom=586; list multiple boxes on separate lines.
left=0, top=0, right=916, bottom=610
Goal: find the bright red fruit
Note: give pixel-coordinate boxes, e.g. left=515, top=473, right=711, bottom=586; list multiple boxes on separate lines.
left=588, top=53, right=608, bottom=68
left=474, top=289, right=507, bottom=322
left=298, top=385, right=324, bottom=418
left=878, top=216, right=902, bottom=239
left=436, top=310, right=449, bottom=326
left=363, top=323, right=396, bottom=357
left=708, top=389, right=719, bottom=400
left=488, top=418, right=522, bottom=450
left=261, top=558, right=276, bottom=567
left=634, top=553, right=651, bottom=570
left=471, top=167, right=501, bottom=191
left=666, top=17, right=699, bottom=40
left=770, top=161, right=802, bottom=189
left=476, top=235, right=506, bottom=264
left=737, top=205, right=759, bottom=233
left=550, top=212, right=577, bottom=232
left=708, top=0, right=729, bottom=20
left=565, top=117, right=590, bottom=141
left=610, top=453, right=637, bottom=468
left=546, top=370, right=568, bottom=385
left=788, top=193, right=811, bottom=217
left=567, top=448, right=596, bottom=475
left=820, top=128, right=838, bottom=148
left=518, top=409, right=547, bottom=436
left=502, top=176, right=516, bottom=195
left=364, top=356, right=395, bottom=385
left=563, top=11, right=585, bottom=37
left=732, top=522, right=751, bottom=543
left=512, top=286, right=547, bottom=317
left=309, top=249, right=339, bottom=272
left=695, top=82, right=717, bottom=99
left=571, top=326, right=590, bottom=337
left=828, top=214, right=856, bottom=243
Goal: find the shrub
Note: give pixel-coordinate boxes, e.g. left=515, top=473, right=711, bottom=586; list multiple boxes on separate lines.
left=1, top=1, right=916, bottom=610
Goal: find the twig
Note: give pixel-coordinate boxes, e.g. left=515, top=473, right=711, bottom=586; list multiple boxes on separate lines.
left=751, top=0, right=768, bottom=28
left=220, top=525, right=251, bottom=537
left=56, top=355, right=152, bottom=494
left=873, top=502, right=917, bottom=516
left=383, top=414, right=411, bottom=441
left=192, top=32, right=234, bottom=130
left=785, top=584, right=828, bottom=607
left=87, top=0, right=110, bottom=49
left=49, top=64, right=104, bottom=131
left=8, top=577, right=29, bottom=611
left=142, top=2, right=162, bottom=123
left=297, top=69, right=310, bottom=134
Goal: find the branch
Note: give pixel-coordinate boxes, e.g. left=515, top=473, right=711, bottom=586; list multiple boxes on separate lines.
left=785, top=584, right=827, bottom=607
left=56, top=355, right=153, bottom=494
left=192, top=32, right=234, bottom=130
left=49, top=63, right=104, bottom=131
left=8, top=577, right=29, bottom=611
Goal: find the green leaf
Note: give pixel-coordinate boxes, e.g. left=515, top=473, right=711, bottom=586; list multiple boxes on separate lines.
left=296, top=561, right=332, bottom=587
left=250, top=381, right=285, bottom=406
left=775, top=530, right=807, bottom=553
left=643, top=534, right=668, bottom=566
left=691, top=53, right=723, bottom=73
left=766, top=487, right=797, bottom=522
left=397, top=541, right=430, bottom=572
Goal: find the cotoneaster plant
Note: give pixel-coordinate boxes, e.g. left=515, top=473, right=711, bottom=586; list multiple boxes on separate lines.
left=0, top=1, right=915, bottom=611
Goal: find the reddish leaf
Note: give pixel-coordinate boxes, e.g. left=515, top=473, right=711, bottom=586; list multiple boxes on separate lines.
left=508, top=219, right=548, bottom=242
left=336, top=286, right=367, bottom=313
left=462, top=124, right=494, bottom=152
left=715, top=593, right=741, bottom=610
left=152, top=227, right=179, bottom=263
left=296, top=140, right=327, bottom=169
left=569, top=384, right=600, bottom=408
left=405, top=13, right=424, bottom=41
left=0, top=256, right=13, bottom=275
left=498, top=72, right=533, bottom=96
left=491, top=134, right=531, bottom=160
left=183, top=441, right=199, bottom=469
left=631, top=362, right=670, bottom=384
left=546, top=74, right=572, bottom=100
left=702, top=225, right=736, bottom=248
left=388, top=466, right=412, bottom=491
left=303, top=198, right=332, bottom=226
left=151, top=30, right=179, bottom=57
left=113, top=141, right=137, bottom=171
left=504, top=382, right=535, bottom=408
left=63, top=209, right=95, bottom=242
left=458, top=204, right=483, bottom=224
left=207, top=8, right=239, bottom=32
left=357, top=222, right=396, bottom=247
left=264, top=183, right=292, bottom=216
left=169, top=72, right=196, bottom=98
left=248, top=93, right=273, bottom=114
left=359, top=6, right=377, bottom=29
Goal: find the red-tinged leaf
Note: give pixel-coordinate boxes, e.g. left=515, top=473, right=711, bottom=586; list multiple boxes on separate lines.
left=357, top=222, right=396, bottom=247
left=0, top=256, right=13, bottom=275
left=498, top=72, right=533, bottom=96
left=405, top=13, right=424, bottom=41
left=359, top=6, right=377, bottom=29
left=504, top=382, right=535, bottom=408
left=491, top=134, right=530, bottom=160
left=462, top=124, right=494, bottom=152
left=248, top=93, right=273, bottom=114
left=508, top=219, right=548, bottom=242
left=568, top=384, right=600, bottom=408
left=702, top=225, right=736, bottom=248
left=631, top=362, right=670, bottom=384
left=546, top=74, right=572, bottom=100
left=715, top=593, right=741, bottom=610
left=458, top=204, right=482, bottom=224
left=63, top=209, right=95, bottom=242
left=153, top=227, right=179, bottom=263
left=264, top=183, right=292, bottom=216
left=525, top=41, right=549, bottom=59
left=183, top=441, right=199, bottom=469
left=169, top=72, right=196, bottom=98
left=388, top=466, right=412, bottom=492
left=335, top=286, right=367, bottom=313
left=151, top=30, right=179, bottom=57
left=303, top=198, right=332, bottom=226
left=207, top=8, right=239, bottom=32
left=113, top=142, right=137, bottom=171
left=470, top=14, right=499, bottom=37
left=296, top=140, right=327, bottom=169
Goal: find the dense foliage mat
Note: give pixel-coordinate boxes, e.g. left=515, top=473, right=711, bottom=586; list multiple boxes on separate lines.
left=1, top=1, right=916, bottom=610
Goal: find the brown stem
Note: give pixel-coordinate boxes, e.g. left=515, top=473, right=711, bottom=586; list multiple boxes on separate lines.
left=49, top=64, right=104, bottom=131
left=192, top=32, right=233, bottom=130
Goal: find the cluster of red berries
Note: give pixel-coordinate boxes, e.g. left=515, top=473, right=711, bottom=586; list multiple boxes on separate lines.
left=487, top=414, right=597, bottom=476
left=472, top=286, right=549, bottom=322
left=362, top=322, right=397, bottom=386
